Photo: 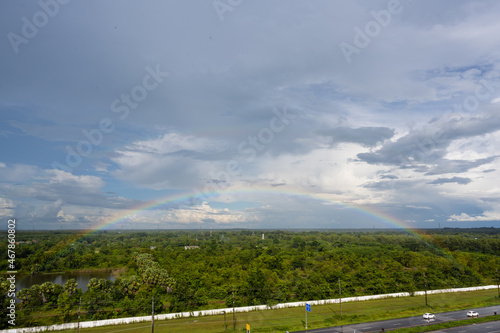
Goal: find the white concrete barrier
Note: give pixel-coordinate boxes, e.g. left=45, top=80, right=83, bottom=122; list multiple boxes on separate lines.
left=2, top=285, right=497, bottom=332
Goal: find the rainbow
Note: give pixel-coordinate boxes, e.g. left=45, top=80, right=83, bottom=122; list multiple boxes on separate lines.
left=85, top=185, right=415, bottom=233
left=43, top=185, right=443, bottom=275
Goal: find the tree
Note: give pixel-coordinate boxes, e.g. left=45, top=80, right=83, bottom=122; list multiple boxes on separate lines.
left=63, top=278, right=79, bottom=296
left=0, top=278, right=12, bottom=329
left=169, top=272, right=207, bottom=312
left=57, top=279, right=82, bottom=322
left=87, top=278, right=112, bottom=294
left=246, top=268, right=270, bottom=305
left=18, top=284, right=43, bottom=310
left=40, top=282, right=63, bottom=306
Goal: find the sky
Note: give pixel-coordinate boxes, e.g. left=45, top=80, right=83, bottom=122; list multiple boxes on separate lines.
left=1, top=0, right=500, bottom=230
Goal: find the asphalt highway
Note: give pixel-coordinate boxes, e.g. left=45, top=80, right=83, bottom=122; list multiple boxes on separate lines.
left=431, top=320, right=500, bottom=332
left=293, top=305, right=500, bottom=333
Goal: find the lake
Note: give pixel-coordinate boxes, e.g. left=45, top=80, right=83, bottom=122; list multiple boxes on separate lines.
left=16, top=271, right=116, bottom=293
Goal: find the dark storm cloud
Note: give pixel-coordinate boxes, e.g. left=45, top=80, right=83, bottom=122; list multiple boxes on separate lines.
left=357, top=111, right=500, bottom=170
left=380, top=174, right=398, bottom=179
left=428, top=177, right=472, bottom=185
left=318, top=126, right=394, bottom=147
left=425, top=156, right=500, bottom=175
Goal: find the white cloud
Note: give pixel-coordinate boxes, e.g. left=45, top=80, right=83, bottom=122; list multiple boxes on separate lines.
left=2, top=1, right=500, bottom=229
left=406, top=205, right=432, bottom=210
left=94, top=162, right=112, bottom=173
left=113, top=201, right=257, bottom=227
left=0, top=197, right=14, bottom=216
left=36, top=199, right=64, bottom=220
left=48, top=170, right=105, bottom=190
left=0, top=164, right=38, bottom=182
left=163, top=201, right=256, bottom=225
left=448, top=211, right=500, bottom=222
left=111, top=132, right=228, bottom=189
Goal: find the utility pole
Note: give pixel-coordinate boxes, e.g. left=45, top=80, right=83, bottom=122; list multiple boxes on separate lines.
left=223, top=310, right=227, bottom=331
left=423, top=273, right=428, bottom=306
left=339, top=278, right=342, bottom=317
left=497, top=268, right=500, bottom=298
left=232, top=286, right=236, bottom=330
left=151, top=296, right=154, bottom=333
left=77, top=296, right=81, bottom=333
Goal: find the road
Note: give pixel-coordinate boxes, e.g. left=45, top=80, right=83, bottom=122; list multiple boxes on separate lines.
left=293, top=305, right=500, bottom=333
left=430, top=320, right=500, bottom=332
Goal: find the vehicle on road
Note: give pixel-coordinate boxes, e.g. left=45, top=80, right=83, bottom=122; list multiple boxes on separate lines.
left=467, top=311, right=479, bottom=317
left=423, top=313, right=435, bottom=319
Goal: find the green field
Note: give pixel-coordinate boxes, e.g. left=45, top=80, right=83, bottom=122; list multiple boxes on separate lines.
left=52, top=288, right=500, bottom=333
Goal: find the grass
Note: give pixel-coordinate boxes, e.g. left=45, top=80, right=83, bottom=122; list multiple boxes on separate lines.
left=48, top=289, right=500, bottom=332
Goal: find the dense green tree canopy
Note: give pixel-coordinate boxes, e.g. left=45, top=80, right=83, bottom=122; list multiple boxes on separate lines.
left=1, top=228, right=499, bottom=329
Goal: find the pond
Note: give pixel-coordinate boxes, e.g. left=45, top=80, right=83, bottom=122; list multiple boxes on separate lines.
left=16, top=271, right=116, bottom=293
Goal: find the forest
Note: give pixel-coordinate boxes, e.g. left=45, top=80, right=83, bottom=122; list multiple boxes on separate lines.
left=1, top=228, right=500, bottom=329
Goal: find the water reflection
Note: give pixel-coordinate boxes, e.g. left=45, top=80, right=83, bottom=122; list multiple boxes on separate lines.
left=16, top=271, right=116, bottom=293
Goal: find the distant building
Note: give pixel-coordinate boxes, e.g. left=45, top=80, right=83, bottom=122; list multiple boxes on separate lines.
left=150, top=246, right=156, bottom=250
left=262, top=233, right=265, bottom=240
left=184, top=245, right=200, bottom=250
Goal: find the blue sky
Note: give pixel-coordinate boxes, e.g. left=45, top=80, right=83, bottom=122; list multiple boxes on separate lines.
left=1, top=0, right=500, bottom=230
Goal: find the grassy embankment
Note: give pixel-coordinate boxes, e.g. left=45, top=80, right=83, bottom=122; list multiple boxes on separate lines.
left=49, top=288, right=500, bottom=333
